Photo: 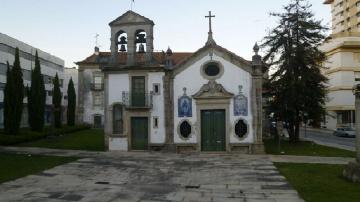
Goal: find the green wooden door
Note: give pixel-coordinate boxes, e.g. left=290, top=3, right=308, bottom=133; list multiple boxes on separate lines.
left=131, top=117, right=148, bottom=150
left=201, top=110, right=226, bottom=151
left=131, top=76, right=145, bottom=107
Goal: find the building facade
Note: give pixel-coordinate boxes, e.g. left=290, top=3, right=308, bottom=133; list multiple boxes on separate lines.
left=78, top=11, right=265, bottom=153
left=321, top=0, right=360, bottom=130
left=0, top=32, right=66, bottom=127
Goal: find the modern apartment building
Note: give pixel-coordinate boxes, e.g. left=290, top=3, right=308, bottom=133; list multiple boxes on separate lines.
left=321, top=0, right=360, bottom=129
left=0, top=32, right=66, bottom=127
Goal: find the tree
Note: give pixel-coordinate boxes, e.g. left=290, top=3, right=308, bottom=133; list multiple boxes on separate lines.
left=67, top=77, right=76, bottom=126
left=4, top=48, right=24, bottom=134
left=4, top=62, right=15, bottom=134
left=261, top=0, right=328, bottom=143
left=52, top=73, right=62, bottom=128
left=28, top=51, right=46, bottom=131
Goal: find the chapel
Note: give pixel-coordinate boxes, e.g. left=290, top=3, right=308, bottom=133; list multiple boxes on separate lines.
left=77, top=10, right=265, bottom=153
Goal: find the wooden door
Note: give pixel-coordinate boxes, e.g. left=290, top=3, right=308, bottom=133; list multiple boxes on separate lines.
left=201, top=110, right=226, bottom=151
left=131, top=117, right=148, bottom=150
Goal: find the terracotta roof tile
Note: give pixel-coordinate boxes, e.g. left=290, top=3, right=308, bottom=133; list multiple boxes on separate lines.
left=76, top=52, right=193, bottom=66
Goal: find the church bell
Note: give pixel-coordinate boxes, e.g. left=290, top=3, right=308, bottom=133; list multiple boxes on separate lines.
left=138, top=44, right=145, bottom=53
left=135, top=34, right=146, bottom=44
left=119, top=44, right=127, bottom=52
left=119, top=36, right=127, bottom=45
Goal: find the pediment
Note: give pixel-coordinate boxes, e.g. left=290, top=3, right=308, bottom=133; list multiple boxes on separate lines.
left=193, top=80, right=234, bottom=99
left=109, top=11, right=154, bottom=26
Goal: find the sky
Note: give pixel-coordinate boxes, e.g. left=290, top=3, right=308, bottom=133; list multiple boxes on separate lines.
left=0, top=0, right=331, bottom=67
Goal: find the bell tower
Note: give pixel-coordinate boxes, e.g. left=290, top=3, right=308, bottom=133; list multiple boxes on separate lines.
left=109, top=11, right=154, bottom=65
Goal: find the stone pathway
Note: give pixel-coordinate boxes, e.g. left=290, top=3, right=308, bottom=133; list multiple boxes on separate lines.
left=0, top=146, right=355, bottom=202
left=0, top=147, right=305, bottom=202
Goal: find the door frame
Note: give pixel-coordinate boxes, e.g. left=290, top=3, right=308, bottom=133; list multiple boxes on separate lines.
left=196, top=99, right=231, bottom=152
left=201, top=109, right=226, bottom=152
left=130, top=116, right=149, bottom=151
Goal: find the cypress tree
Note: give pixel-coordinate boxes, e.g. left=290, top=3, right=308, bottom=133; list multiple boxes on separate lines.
left=29, top=51, right=46, bottom=131
left=4, top=62, right=15, bottom=134
left=261, top=0, right=328, bottom=143
left=11, top=48, right=24, bottom=134
left=26, top=84, right=32, bottom=128
left=52, top=73, right=62, bottom=128
left=67, top=77, right=76, bottom=126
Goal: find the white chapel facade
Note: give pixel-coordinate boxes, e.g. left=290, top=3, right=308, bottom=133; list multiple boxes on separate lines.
left=78, top=11, right=265, bottom=153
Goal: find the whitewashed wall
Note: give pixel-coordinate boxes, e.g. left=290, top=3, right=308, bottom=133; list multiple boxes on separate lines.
left=108, top=72, right=166, bottom=145
left=173, top=53, right=254, bottom=145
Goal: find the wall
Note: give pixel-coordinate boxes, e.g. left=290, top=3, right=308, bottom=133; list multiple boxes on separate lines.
left=173, top=52, right=254, bottom=145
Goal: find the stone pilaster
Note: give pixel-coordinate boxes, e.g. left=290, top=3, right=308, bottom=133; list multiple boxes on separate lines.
left=343, top=84, right=360, bottom=182
left=103, top=72, right=110, bottom=151
left=251, top=43, right=265, bottom=154
left=163, top=71, right=176, bottom=152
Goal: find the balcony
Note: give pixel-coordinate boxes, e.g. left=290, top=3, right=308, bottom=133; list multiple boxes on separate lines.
left=122, top=91, right=153, bottom=109
left=91, top=83, right=104, bottom=91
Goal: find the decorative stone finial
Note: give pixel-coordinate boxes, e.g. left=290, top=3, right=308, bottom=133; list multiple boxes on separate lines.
left=166, top=46, right=173, bottom=56
left=183, top=87, right=187, bottom=95
left=238, top=85, right=243, bottom=94
left=253, top=43, right=259, bottom=55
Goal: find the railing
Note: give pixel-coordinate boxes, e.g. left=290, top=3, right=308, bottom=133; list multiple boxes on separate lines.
left=122, top=91, right=153, bottom=109
left=91, top=83, right=104, bottom=91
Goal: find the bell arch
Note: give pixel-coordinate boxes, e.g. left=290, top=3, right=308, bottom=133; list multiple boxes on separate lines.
left=135, top=29, right=147, bottom=53
left=116, top=30, right=128, bottom=52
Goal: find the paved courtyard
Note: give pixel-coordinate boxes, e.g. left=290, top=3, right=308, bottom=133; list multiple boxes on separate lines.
left=0, top=152, right=303, bottom=202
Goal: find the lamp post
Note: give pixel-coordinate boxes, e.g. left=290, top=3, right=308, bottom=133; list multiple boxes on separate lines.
left=343, top=73, right=360, bottom=182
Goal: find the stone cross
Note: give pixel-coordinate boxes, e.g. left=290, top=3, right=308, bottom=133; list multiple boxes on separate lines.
left=205, top=11, right=215, bottom=34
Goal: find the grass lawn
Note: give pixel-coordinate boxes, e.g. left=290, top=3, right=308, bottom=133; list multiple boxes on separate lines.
left=0, top=153, right=77, bottom=184
left=275, top=163, right=360, bottom=202
left=18, top=129, right=105, bottom=151
left=0, top=125, right=90, bottom=146
left=264, top=138, right=355, bottom=157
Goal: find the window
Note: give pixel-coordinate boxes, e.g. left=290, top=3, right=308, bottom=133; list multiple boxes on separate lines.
left=93, top=75, right=103, bottom=90
left=205, top=62, right=220, bottom=76
left=47, top=90, right=53, bottom=96
left=153, top=117, right=159, bottom=128
left=235, top=119, right=248, bottom=139
left=179, top=121, right=192, bottom=139
left=93, top=94, right=102, bottom=106
left=113, top=104, right=123, bottom=133
left=201, top=61, right=224, bottom=80
left=153, top=83, right=160, bottom=95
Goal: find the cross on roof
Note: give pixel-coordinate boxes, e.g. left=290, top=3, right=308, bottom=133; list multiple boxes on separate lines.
left=205, top=11, right=215, bottom=34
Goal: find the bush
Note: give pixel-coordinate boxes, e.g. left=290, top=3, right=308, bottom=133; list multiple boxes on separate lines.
left=0, top=124, right=91, bottom=146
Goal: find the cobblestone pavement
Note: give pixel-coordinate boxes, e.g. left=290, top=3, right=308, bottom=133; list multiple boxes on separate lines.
left=0, top=152, right=304, bottom=202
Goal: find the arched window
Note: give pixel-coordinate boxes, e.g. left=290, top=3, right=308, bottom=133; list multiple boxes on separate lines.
left=113, top=104, right=123, bottom=134
left=135, top=29, right=147, bottom=53
left=117, top=31, right=128, bottom=52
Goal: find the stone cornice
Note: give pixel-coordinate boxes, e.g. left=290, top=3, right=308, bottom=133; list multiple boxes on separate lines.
left=324, top=67, right=360, bottom=75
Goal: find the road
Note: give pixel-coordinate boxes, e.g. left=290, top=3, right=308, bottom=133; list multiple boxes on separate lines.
left=300, top=128, right=356, bottom=151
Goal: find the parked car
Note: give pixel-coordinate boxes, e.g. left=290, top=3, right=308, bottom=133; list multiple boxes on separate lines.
left=333, top=127, right=356, bottom=138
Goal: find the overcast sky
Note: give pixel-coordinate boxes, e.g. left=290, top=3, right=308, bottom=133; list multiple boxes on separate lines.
left=0, top=0, right=331, bottom=67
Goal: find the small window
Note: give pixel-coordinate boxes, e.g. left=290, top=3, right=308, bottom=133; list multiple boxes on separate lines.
left=113, top=104, right=123, bottom=134
left=235, top=119, right=248, bottom=138
left=47, top=90, right=53, bottom=96
left=179, top=121, right=191, bottom=139
left=153, top=117, right=159, bottom=128
left=153, top=83, right=160, bottom=95
left=204, top=62, right=220, bottom=76
left=93, top=94, right=102, bottom=106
